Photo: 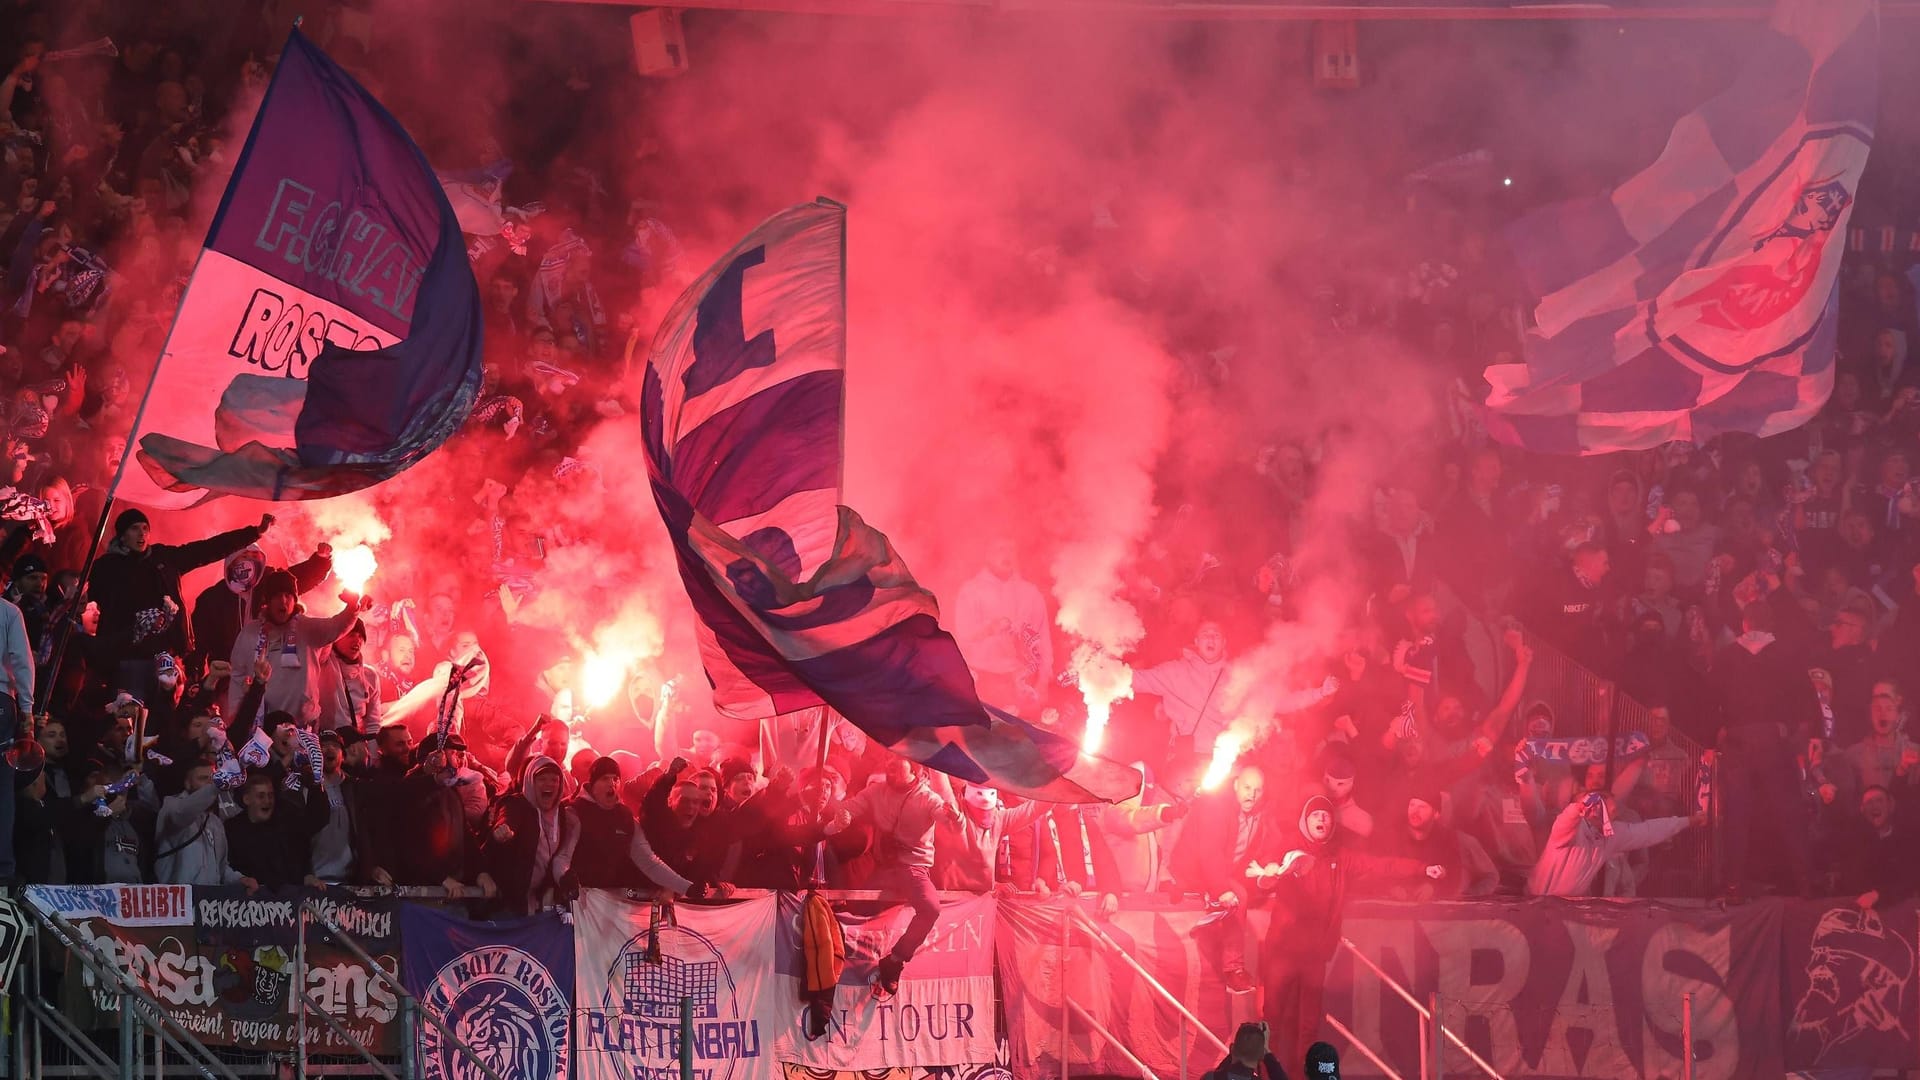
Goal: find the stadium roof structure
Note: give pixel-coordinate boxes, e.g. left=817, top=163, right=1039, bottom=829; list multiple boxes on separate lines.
left=539, top=0, right=1920, bottom=20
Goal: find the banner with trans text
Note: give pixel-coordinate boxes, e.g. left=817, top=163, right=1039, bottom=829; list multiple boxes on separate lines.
left=28, top=884, right=402, bottom=1054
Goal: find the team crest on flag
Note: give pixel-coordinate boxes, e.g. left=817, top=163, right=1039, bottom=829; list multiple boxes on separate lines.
left=1657, top=155, right=1865, bottom=373
left=401, top=907, right=574, bottom=1080
left=1485, top=0, right=1877, bottom=454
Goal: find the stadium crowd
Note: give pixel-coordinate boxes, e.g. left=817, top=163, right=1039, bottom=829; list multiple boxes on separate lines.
left=1, top=0, right=1920, bottom=1023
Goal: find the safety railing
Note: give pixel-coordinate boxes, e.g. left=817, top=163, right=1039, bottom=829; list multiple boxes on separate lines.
left=7, top=886, right=501, bottom=1080
left=1063, top=902, right=1404, bottom=1080
left=1065, top=902, right=1228, bottom=1080
left=1336, top=934, right=1703, bottom=1080
left=1338, top=936, right=1505, bottom=1080
left=301, top=899, right=507, bottom=1080
left=20, top=902, right=247, bottom=1080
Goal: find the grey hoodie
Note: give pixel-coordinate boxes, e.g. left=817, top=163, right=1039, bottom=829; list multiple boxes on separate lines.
left=156, top=784, right=241, bottom=886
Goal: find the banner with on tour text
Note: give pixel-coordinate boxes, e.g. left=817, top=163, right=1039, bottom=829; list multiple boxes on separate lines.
left=772, top=892, right=997, bottom=1071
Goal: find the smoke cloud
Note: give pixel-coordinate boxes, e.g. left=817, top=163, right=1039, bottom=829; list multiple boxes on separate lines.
left=37, top=0, right=1820, bottom=778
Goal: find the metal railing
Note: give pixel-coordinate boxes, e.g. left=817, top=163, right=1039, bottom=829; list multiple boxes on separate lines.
left=1338, top=937, right=1505, bottom=1080
left=1063, top=903, right=1402, bottom=1080
left=291, top=902, right=401, bottom=1080
left=1066, top=902, right=1228, bottom=1080
left=22, top=904, right=247, bottom=1080
left=300, top=900, right=507, bottom=1080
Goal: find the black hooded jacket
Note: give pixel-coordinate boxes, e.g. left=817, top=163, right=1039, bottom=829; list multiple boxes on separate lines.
left=1254, top=792, right=1422, bottom=963
left=91, top=525, right=263, bottom=667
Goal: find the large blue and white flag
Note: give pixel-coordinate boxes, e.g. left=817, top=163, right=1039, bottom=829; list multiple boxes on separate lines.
left=123, top=30, right=482, bottom=506
left=641, top=200, right=1137, bottom=802
left=1485, top=0, right=1877, bottom=454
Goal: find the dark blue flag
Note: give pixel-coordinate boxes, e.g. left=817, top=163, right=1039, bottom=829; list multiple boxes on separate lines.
left=125, top=29, right=482, bottom=506
left=400, top=905, right=574, bottom=1080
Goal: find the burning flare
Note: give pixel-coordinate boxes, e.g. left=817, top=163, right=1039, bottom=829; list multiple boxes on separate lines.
left=1199, top=730, right=1245, bottom=792
left=1072, top=643, right=1134, bottom=755
left=581, top=651, right=631, bottom=710
left=331, top=544, right=378, bottom=594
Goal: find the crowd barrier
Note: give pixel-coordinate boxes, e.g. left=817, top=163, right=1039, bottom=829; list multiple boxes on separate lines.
left=5, top=885, right=1917, bottom=1080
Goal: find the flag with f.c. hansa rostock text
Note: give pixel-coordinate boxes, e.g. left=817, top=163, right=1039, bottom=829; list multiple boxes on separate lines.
left=1484, top=0, right=1877, bottom=454
left=123, top=29, right=482, bottom=507
left=640, top=199, right=1138, bottom=803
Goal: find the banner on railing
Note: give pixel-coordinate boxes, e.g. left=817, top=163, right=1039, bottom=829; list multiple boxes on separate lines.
left=1781, top=900, right=1920, bottom=1072
left=195, top=888, right=400, bottom=951
left=403, top=906, right=574, bottom=1080
left=32, top=885, right=402, bottom=1054
left=996, top=899, right=1236, bottom=1080
left=574, top=890, right=778, bottom=1080
left=25, top=883, right=192, bottom=927
left=1325, top=899, right=1782, bottom=1080
left=772, top=892, right=998, bottom=1071
left=34, top=885, right=1920, bottom=1078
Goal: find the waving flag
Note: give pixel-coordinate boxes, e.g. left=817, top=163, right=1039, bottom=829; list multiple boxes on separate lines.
left=122, top=29, right=482, bottom=506
left=1484, top=0, right=1877, bottom=454
left=642, top=200, right=1136, bottom=803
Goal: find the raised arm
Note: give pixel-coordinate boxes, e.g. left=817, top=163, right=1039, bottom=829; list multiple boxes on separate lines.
left=169, top=522, right=269, bottom=573
left=300, top=598, right=365, bottom=649
left=289, top=548, right=334, bottom=595
left=1603, top=814, right=1691, bottom=856
left=1479, top=640, right=1534, bottom=743
left=1609, top=756, right=1647, bottom=801
left=1543, top=800, right=1585, bottom=850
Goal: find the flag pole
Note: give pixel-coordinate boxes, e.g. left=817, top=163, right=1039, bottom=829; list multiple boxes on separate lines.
left=817, top=195, right=847, bottom=494
left=40, top=250, right=211, bottom=715
left=810, top=197, right=847, bottom=878
left=39, top=32, right=303, bottom=716
left=818, top=195, right=847, bottom=776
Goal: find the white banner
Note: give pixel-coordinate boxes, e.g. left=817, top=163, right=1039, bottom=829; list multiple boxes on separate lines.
left=574, top=891, right=778, bottom=1080
left=769, top=892, right=998, bottom=1071
left=123, top=249, right=400, bottom=509
left=25, top=884, right=193, bottom=927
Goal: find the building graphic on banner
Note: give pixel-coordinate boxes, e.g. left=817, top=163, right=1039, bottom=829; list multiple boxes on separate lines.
left=625, top=952, right=722, bottom=1019
left=585, top=923, right=763, bottom=1080
left=1791, top=906, right=1914, bottom=1064
left=420, top=945, right=570, bottom=1080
